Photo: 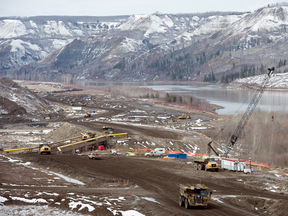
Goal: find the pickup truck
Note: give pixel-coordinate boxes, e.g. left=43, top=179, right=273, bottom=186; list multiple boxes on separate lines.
left=88, top=152, right=100, bottom=160
left=144, top=151, right=166, bottom=158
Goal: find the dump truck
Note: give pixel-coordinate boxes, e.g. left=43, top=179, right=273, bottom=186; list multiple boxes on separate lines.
left=179, top=184, right=212, bottom=209
left=193, top=157, right=219, bottom=172
left=102, top=126, right=114, bottom=134
left=81, top=132, right=96, bottom=140
left=39, top=143, right=51, bottom=155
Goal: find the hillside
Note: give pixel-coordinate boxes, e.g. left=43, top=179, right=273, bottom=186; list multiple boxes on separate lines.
left=1, top=5, right=288, bottom=84
left=0, top=77, right=52, bottom=115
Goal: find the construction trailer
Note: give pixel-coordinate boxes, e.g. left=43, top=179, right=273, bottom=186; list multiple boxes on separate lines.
left=221, top=158, right=246, bottom=171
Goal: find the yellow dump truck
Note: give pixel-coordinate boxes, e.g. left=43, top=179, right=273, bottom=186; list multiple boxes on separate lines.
left=193, top=157, right=219, bottom=172
left=179, top=184, right=212, bottom=209
left=39, top=143, right=51, bottom=155
left=102, top=126, right=114, bottom=134
left=81, top=132, right=96, bottom=140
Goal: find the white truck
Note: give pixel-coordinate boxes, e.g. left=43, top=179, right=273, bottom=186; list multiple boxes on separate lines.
left=144, top=148, right=166, bottom=157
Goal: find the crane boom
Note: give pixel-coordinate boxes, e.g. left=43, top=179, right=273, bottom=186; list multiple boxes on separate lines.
left=224, top=67, right=274, bottom=157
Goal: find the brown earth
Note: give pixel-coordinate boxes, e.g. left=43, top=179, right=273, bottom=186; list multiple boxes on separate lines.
left=6, top=153, right=288, bottom=216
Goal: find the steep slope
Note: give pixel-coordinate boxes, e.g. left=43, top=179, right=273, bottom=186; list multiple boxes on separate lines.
left=0, top=78, right=51, bottom=114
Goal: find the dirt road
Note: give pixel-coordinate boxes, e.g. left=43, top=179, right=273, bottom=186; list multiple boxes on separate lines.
left=13, top=153, right=288, bottom=216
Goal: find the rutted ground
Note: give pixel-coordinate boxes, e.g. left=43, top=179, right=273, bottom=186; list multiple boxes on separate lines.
left=1, top=81, right=288, bottom=215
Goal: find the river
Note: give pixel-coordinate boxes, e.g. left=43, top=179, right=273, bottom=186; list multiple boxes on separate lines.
left=78, top=81, right=288, bottom=115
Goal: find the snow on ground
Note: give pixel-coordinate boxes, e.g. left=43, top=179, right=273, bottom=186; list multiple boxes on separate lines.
left=0, top=155, right=85, bottom=186
left=234, top=72, right=288, bottom=88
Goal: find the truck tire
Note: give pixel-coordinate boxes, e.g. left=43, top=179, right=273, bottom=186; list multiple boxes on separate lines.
left=197, top=164, right=202, bottom=170
left=215, top=168, right=218, bottom=172
left=179, top=196, right=184, bottom=207
left=194, top=164, right=198, bottom=169
left=185, top=198, right=190, bottom=209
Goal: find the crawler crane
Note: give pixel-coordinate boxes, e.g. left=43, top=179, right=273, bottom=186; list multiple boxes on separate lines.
left=208, top=67, right=274, bottom=157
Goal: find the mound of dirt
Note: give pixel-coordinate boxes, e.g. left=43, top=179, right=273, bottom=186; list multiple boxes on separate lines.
left=44, top=122, right=84, bottom=142
left=0, top=96, right=26, bottom=115
left=222, top=196, right=288, bottom=215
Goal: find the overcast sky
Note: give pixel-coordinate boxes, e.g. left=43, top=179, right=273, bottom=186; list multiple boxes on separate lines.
left=0, top=0, right=283, bottom=17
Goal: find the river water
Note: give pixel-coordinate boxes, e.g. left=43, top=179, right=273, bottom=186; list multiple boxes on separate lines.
left=78, top=81, right=288, bottom=115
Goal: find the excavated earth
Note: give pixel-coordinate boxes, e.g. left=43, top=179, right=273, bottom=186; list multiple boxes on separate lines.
left=1, top=83, right=288, bottom=216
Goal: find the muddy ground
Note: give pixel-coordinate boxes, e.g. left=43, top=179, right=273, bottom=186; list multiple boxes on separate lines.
left=1, top=82, right=288, bottom=215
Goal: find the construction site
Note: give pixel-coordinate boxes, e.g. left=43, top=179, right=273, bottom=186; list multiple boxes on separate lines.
left=1, top=71, right=288, bottom=216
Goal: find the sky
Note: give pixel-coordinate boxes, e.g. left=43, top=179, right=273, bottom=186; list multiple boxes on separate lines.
left=0, top=0, right=284, bottom=17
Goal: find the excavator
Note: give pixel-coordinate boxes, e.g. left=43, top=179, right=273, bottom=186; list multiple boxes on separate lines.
left=178, top=112, right=191, bottom=121
left=84, top=112, right=91, bottom=118
left=81, top=132, right=96, bottom=140
left=208, top=67, right=275, bottom=157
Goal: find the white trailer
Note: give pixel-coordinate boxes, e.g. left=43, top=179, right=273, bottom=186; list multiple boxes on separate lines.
left=71, top=107, right=82, bottom=111
left=221, top=158, right=246, bottom=171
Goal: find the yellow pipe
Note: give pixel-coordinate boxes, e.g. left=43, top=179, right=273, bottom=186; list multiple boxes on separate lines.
left=3, top=147, right=36, bottom=153
left=107, top=133, right=128, bottom=137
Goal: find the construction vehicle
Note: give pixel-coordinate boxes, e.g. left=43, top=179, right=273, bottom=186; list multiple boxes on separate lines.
left=145, top=151, right=166, bottom=158
left=179, top=184, right=212, bottom=209
left=84, top=112, right=91, bottom=118
left=193, top=157, right=219, bottom=171
left=44, top=113, right=51, bottom=120
left=81, top=132, right=96, bottom=140
left=178, top=112, right=191, bottom=121
left=209, top=67, right=275, bottom=158
left=39, top=143, right=51, bottom=155
left=164, top=110, right=167, bottom=114
left=102, top=126, right=114, bottom=134
left=88, top=152, right=100, bottom=160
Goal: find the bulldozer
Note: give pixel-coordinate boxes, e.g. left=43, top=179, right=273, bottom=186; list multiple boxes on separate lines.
left=179, top=184, right=212, bottom=209
left=39, top=143, right=51, bottom=155
left=81, top=132, right=96, bottom=140
left=102, top=126, right=114, bottom=134
left=84, top=112, right=91, bottom=118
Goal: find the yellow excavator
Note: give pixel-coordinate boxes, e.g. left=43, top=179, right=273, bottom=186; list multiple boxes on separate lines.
left=84, top=112, right=91, bottom=118
left=81, top=132, right=96, bottom=140
left=178, top=112, right=191, bottom=121
left=39, top=143, right=51, bottom=155
left=44, top=113, right=51, bottom=120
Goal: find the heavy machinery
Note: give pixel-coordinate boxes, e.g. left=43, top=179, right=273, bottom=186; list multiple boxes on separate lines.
left=102, top=126, right=114, bottom=134
left=178, top=112, right=191, bottom=121
left=179, top=184, right=212, bottom=209
left=193, top=157, right=219, bottom=172
left=44, top=113, right=51, bottom=120
left=84, top=112, right=91, bottom=118
left=39, top=143, right=51, bottom=155
left=208, top=67, right=275, bottom=157
left=81, top=132, right=96, bottom=140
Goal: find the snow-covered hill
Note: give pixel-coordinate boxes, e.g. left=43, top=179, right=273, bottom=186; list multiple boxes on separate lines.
left=233, top=72, right=288, bottom=88
left=2, top=5, right=288, bottom=84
